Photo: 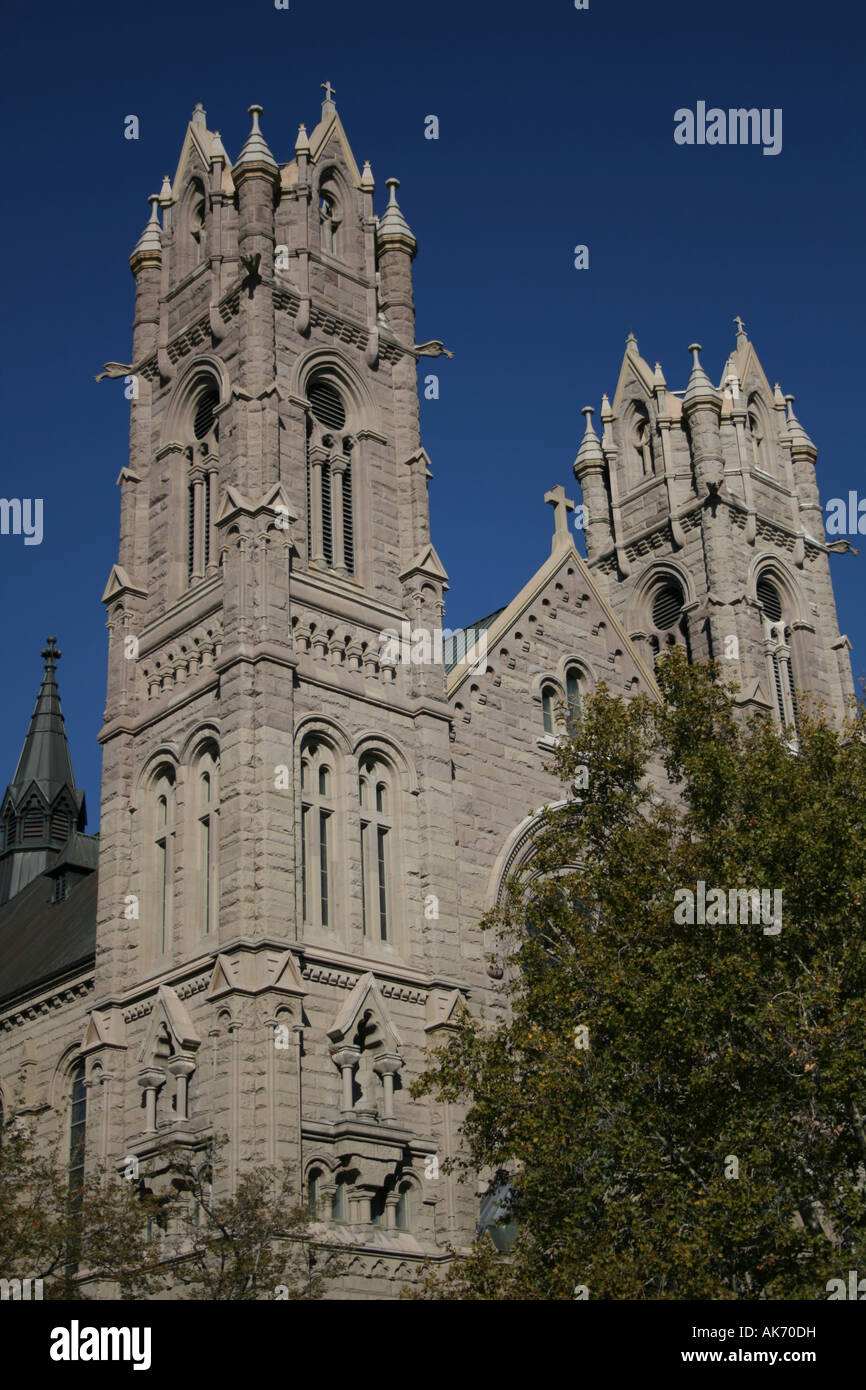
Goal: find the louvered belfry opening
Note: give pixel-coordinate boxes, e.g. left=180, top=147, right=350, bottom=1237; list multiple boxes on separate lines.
left=309, top=381, right=346, bottom=432
left=757, top=577, right=783, bottom=623
left=758, top=576, right=799, bottom=732
left=652, top=584, right=684, bottom=631
left=193, top=388, right=219, bottom=442
left=306, top=379, right=354, bottom=575
left=649, top=580, right=691, bottom=666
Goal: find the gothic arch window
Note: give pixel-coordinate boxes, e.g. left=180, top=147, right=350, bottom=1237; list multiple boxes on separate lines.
left=305, top=377, right=355, bottom=577
left=358, top=756, right=394, bottom=942
left=191, top=742, right=219, bottom=939
left=647, top=579, right=691, bottom=667
left=331, top=1173, right=350, bottom=1221
left=541, top=683, right=557, bottom=735
left=319, top=171, right=342, bottom=256
left=152, top=766, right=176, bottom=957
left=68, top=1059, right=87, bottom=1202
left=748, top=394, right=772, bottom=474
left=307, top=1168, right=323, bottom=1219
left=565, top=667, right=582, bottom=727
left=629, top=403, right=655, bottom=480
left=757, top=575, right=800, bottom=733
left=180, top=178, right=207, bottom=274
left=300, top=739, right=338, bottom=929
left=186, top=379, right=221, bottom=586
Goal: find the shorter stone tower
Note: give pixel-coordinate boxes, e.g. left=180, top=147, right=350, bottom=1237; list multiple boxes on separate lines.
left=573, top=321, right=854, bottom=726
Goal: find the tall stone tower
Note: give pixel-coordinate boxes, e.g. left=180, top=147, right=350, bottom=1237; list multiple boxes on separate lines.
left=87, top=91, right=471, bottom=1289
left=573, top=325, right=854, bottom=725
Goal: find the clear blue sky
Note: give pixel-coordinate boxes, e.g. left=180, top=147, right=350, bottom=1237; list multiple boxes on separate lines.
left=1, top=0, right=864, bottom=828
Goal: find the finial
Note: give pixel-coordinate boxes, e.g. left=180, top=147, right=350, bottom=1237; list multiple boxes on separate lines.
left=601, top=392, right=613, bottom=421
left=321, top=80, right=337, bottom=107
left=192, top=102, right=207, bottom=126
left=41, top=636, right=61, bottom=671
left=574, top=406, right=605, bottom=474
left=295, top=123, right=310, bottom=154
left=147, top=193, right=160, bottom=222
left=248, top=104, right=263, bottom=131
left=784, top=393, right=795, bottom=421
left=626, top=331, right=639, bottom=354
left=361, top=160, right=375, bottom=191
left=734, top=314, right=747, bottom=341
left=386, top=177, right=400, bottom=205
left=544, top=485, right=576, bottom=551
left=159, top=174, right=172, bottom=203
left=688, top=342, right=703, bottom=367
left=653, top=361, right=666, bottom=386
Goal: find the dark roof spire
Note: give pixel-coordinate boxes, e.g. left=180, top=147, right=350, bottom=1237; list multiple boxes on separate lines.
left=10, top=636, right=79, bottom=803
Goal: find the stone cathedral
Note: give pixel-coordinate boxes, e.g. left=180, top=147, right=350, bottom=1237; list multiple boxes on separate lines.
left=0, top=89, right=854, bottom=1299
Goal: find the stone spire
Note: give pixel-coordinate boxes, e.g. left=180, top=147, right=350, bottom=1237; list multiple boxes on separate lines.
left=232, top=104, right=279, bottom=183
left=573, top=407, right=612, bottom=559
left=10, top=639, right=79, bottom=803
left=785, top=395, right=817, bottom=458
left=574, top=405, right=605, bottom=469
left=683, top=342, right=721, bottom=410
left=0, top=638, right=86, bottom=906
left=129, top=194, right=162, bottom=271
left=377, top=178, right=417, bottom=256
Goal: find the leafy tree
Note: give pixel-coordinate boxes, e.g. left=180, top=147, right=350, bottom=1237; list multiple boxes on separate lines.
left=151, top=1138, right=343, bottom=1300
left=412, top=651, right=866, bottom=1299
left=0, top=1113, right=164, bottom=1299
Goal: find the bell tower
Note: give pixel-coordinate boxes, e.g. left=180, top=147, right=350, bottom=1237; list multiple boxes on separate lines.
left=573, top=321, right=854, bottom=724
left=88, top=89, right=471, bottom=1268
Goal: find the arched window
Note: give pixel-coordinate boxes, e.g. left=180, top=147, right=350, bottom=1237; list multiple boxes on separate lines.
left=153, top=768, right=175, bottom=956
left=748, top=395, right=773, bottom=473
left=331, top=1174, right=348, bottom=1221
left=194, top=744, right=220, bottom=937
left=757, top=576, right=799, bottom=733
left=186, top=382, right=220, bottom=585
left=300, top=740, right=336, bottom=929
left=180, top=178, right=207, bottom=273
left=359, top=758, right=393, bottom=941
left=319, top=174, right=341, bottom=255
left=68, top=1060, right=87, bottom=1201
left=629, top=404, right=655, bottom=479
left=305, top=378, right=355, bottom=577
left=541, top=684, right=556, bottom=735
left=647, top=579, right=691, bottom=667
left=395, top=1181, right=411, bottom=1230
left=565, top=668, right=582, bottom=727
left=307, top=1168, right=323, bottom=1219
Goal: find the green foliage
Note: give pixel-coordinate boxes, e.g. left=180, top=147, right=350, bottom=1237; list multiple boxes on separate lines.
left=0, top=1116, right=164, bottom=1299
left=413, top=652, right=866, bottom=1299
left=150, top=1137, right=343, bottom=1300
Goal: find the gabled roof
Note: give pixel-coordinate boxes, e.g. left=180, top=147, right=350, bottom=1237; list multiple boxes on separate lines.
left=446, top=533, right=660, bottom=700
left=307, top=108, right=364, bottom=187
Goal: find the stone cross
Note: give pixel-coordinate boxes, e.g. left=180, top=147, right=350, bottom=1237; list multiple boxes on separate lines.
left=734, top=315, right=746, bottom=336
left=42, top=636, right=61, bottom=670
left=321, top=81, right=337, bottom=105
left=544, top=486, right=575, bottom=551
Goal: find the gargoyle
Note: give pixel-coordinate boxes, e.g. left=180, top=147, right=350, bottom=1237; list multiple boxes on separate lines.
left=413, top=339, right=454, bottom=359
left=240, top=252, right=262, bottom=290
left=94, top=362, right=133, bottom=382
